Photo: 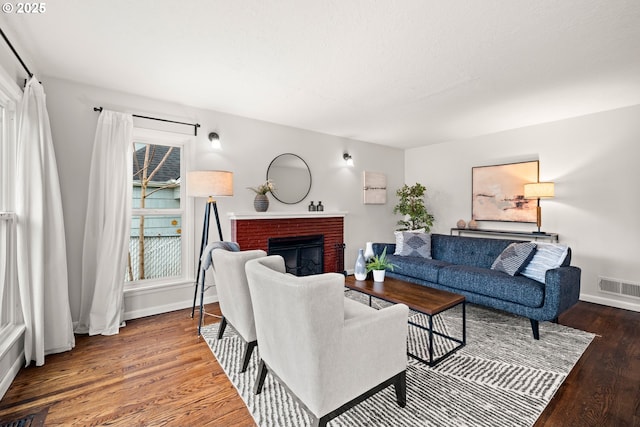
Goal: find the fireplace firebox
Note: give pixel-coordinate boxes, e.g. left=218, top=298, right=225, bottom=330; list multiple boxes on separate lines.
left=268, top=235, right=324, bottom=276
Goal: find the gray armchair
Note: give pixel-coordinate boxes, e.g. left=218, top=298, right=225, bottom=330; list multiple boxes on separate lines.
left=245, top=255, right=409, bottom=427
left=211, top=249, right=267, bottom=372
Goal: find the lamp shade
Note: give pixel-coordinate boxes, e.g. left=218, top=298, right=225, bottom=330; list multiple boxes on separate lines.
left=187, top=170, right=233, bottom=197
left=524, top=182, right=554, bottom=199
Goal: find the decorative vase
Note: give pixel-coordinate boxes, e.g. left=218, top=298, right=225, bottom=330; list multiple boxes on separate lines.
left=364, top=242, right=374, bottom=261
left=468, top=219, right=478, bottom=229
left=254, top=194, right=269, bottom=212
left=354, top=248, right=367, bottom=280
left=456, top=219, right=466, bottom=229
left=373, top=269, right=385, bottom=282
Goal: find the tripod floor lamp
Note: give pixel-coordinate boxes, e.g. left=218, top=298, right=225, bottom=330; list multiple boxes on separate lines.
left=524, top=181, right=554, bottom=234
left=187, top=170, right=234, bottom=327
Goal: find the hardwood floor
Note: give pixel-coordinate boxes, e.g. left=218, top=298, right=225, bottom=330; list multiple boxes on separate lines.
left=0, top=304, right=254, bottom=426
left=0, top=301, right=638, bottom=426
left=534, top=302, right=640, bottom=427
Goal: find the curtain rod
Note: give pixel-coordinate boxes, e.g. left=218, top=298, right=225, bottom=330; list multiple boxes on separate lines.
left=0, top=27, right=33, bottom=78
left=93, top=107, right=201, bottom=136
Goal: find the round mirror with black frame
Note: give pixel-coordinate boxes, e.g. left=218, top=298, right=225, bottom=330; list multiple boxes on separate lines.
left=266, top=153, right=312, bottom=204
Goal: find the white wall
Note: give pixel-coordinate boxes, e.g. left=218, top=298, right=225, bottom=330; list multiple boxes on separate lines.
left=42, top=76, right=405, bottom=321
left=406, top=104, right=640, bottom=311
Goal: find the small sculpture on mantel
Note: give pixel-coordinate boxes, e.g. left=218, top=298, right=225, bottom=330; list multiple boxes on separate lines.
left=468, top=219, right=478, bottom=229
left=456, top=219, right=466, bottom=229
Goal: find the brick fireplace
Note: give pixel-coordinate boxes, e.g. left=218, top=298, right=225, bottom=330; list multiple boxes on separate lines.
left=228, top=212, right=346, bottom=274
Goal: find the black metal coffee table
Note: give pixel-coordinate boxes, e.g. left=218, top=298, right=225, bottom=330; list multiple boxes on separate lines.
left=345, top=275, right=466, bottom=366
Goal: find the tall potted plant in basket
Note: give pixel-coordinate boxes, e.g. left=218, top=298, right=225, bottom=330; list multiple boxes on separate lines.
left=366, top=247, right=398, bottom=282
left=393, top=183, right=435, bottom=231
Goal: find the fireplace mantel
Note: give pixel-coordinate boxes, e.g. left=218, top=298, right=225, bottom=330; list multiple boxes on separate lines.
left=229, top=211, right=347, bottom=273
left=227, top=211, right=347, bottom=220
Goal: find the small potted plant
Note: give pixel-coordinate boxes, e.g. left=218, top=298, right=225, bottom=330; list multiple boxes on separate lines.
left=366, top=247, right=398, bottom=282
left=248, top=179, right=275, bottom=212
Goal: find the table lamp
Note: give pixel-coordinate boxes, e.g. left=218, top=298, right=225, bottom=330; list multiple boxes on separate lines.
left=524, top=182, right=554, bottom=234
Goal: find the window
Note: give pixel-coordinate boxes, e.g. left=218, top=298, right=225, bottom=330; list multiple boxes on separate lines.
left=126, top=128, right=192, bottom=288
left=0, top=69, right=22, bottom=338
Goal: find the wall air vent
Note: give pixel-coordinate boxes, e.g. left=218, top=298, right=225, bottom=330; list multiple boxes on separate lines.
left=598, top=276, right=640, bottom=300
left=621, top=282, right=640, bottom=299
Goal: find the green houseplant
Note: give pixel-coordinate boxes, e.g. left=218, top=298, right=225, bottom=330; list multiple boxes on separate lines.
left=393, top=182, right=435, bottom=232
left=366, top=247, right=398, bottom=282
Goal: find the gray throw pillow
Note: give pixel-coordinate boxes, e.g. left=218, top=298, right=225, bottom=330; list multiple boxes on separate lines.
left=393, top=228, right=425, bottom=255
left=491, top=242, right=537, bottom=276
left=397, top=232, right=432, bottom=258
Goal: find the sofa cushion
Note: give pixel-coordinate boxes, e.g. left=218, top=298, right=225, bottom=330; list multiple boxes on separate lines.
left=393, top=228, right=425, bottom=255
left=521, top=242, right=569, bottom=283
left=387, top=254, right=451, bottom=283
left=396, top=232, right=431, bottom=258
left=431, top=234, right=514, bottom=268
left=491, top=242, right=537, bottom=276
left=438, top=265, right=545, bottom=308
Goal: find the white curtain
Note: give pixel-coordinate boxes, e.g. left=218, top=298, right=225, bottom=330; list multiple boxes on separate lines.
left=76, top=110, right=133, bottom=336
left=16, top=77, right=75, bottom=366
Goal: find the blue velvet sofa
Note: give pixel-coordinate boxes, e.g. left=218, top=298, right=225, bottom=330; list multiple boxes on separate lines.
left=373, top=234, right=581, bottom=339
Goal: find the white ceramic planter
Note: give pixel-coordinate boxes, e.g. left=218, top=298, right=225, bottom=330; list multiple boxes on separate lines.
left=373, top=269, right=385, bottom=282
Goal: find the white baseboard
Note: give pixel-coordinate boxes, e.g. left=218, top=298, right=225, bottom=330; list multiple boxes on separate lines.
left=123, top=293, right=219, bottom=320
left=117, top=282, right=635, bottom=321
left=123, top=281, right=219, bottom=321
left=0, top=325, right=25, bottom=399
left=579, top=293, right=640, bottom=312
left=0, top=348, right=23, bottom=399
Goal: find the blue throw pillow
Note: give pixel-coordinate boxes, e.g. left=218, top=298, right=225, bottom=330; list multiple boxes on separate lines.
left=491, top=242, right=537, bottom=276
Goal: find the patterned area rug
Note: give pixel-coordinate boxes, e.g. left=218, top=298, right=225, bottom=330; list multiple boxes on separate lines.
left=202, top=291, right=594, bottom=427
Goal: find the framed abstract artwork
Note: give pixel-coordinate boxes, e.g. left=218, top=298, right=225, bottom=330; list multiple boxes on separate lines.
left=472, top=160, right=539, bottom=223
left=363, top=171, right=387, bottom=204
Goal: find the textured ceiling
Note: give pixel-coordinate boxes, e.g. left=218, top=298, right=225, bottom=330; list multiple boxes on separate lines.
left=2, top=0, right=640, bottom=148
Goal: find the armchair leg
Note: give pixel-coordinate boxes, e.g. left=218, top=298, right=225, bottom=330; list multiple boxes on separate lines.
left=530, top=319, right=540, bottom=340
left=394, top=370, right=407, bottom=407
left=312, top=415, right=327, bottom=427
left=254, top=359, right=269, bottom=395
left=241, top=341, right=257, bottom=373
left=217, top=317, right=227, bottom=340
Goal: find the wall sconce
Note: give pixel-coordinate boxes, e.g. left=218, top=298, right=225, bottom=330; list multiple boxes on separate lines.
left=208, top=132, right=221, bottom=149
left=524, top=181, right=555, bottom=234
left=343, top=152, right=354, bottom=167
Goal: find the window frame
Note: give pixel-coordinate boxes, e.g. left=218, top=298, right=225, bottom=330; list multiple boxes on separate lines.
left=0, top=66, right=24, bottom=347
left=125, top=127, right=194, bottom=291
